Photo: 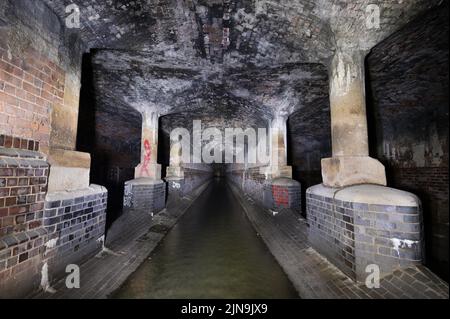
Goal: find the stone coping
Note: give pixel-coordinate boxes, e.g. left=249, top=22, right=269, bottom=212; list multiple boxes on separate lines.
left=0, top=147, right=46, bottom=160
left=269, top=177, right=301, bottom=186
left=226, top=164, right=269, bottom=172
left=165, top=176, right=184, bottom=181
left=0, top=227, right=48, bottom=250
left=307, top=184, right=420, bottom=207
left=125, top=178, right=165, bottom=186
left=181, top=163, right=214, bottom=171
left=45, top=184, right=107, bottom=202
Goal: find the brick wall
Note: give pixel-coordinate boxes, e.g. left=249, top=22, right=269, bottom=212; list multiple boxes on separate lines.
left=167, top=168, right=214, bottom=197
left=124, top=180, right=166, bottom=213
left=0, top=136, right=50, bottom=297
left=227, top=166, right=301, bottom=212
left=367, top=3, right=449, bottom=281
left=263, top=182, right=301, bottom=211
left=0, top=42, right=66, bottom=155
left=0, top=136, right=48, bottom=238
left=1, top=0, right=85, bottom=154
left=1, top=137, right=108, bottom=297
left=228, top=166, right=267, bottom=204
left=387, top=167, right=449, bottom=280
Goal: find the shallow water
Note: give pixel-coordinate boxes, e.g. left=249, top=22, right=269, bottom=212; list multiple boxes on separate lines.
left=113, top=179, right=299, bottom=299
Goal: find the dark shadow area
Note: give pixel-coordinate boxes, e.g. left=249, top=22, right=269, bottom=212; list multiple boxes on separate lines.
left=366, top=3, right=449, bottom=281
left=288, top=95, right=332, bottom=218
left=76, top=51, right=141, bottom=232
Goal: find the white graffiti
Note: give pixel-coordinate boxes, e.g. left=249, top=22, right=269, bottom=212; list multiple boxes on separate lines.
left=123, top=184, right=133, bottom=208
left=40, top=262, right=57, bottom=294
left=391, top=238, right=418, bottom=255
left=45, top=238, right=58, bottom=249
left=172, top=182, right=181, bottom=189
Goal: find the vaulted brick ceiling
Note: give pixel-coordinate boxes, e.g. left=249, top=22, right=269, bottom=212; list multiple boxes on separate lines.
left=42, top=0, right=441, bottom=130
left=43, top=0, right=438, bottom=63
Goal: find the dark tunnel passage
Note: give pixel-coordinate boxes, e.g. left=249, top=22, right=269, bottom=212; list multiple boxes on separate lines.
left=113, top=178, right=299, bottom=299
left=74, top=3, right=450, bottom=281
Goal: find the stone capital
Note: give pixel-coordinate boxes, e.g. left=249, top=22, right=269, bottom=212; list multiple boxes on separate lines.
left=321, top=156, right=386, bottom=188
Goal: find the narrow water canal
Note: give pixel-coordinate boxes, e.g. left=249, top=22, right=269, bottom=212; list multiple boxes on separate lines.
left=113, top=179, right=299, bottom=299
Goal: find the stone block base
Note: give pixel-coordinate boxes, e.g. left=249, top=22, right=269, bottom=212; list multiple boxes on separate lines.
left=123, top=179, right=166, bottom=213
left=263, top=178, right=301, bottom=211
left=321, top=156, right=386, bottom=188
left=47, top=149, right=91, bottom=193
left=306, top=184, right=423, bottom=282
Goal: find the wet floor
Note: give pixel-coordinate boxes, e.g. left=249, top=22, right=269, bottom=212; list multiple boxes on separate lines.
left=113, top=179, right=299, bottom=299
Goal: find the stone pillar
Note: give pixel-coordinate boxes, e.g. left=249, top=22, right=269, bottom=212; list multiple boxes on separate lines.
left=135, top=111, right=161, bottom=180
left=166, top=133, right=185, bottom=196
left=47, top=72, right=92, bottom=193
left=124, top=111, right=166, bottom=213
left=321, top=49, right=386, bottom=188
left=261, top=116, right=301, bottom=212
left=307, top=49, right=424, bottom=282
left=260, top=116, right=292, bottom=179
left=44, top=69, right=108, bottom=294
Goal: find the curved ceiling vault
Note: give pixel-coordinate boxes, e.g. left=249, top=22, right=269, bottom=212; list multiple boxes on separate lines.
left=42, top=0, right=442, bottom=128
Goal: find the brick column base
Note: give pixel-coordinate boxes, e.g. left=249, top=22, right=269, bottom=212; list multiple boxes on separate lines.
left=123, top=179, right=166, bottom=213
left=166, top=177, right=185, bottom=198
left=306, top=184, right=423, bottom=282
left=263, top=178, right=301, bottom=212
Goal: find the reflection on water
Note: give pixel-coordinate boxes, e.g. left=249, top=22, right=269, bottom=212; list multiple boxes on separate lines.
left=113, top=179, right=299, bottom=299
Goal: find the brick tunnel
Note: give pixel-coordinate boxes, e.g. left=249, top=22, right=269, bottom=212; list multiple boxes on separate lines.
left=0, top=0, right=449, bottom=300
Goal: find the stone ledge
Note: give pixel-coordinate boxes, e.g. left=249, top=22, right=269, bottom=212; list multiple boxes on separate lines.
left=307, top=184, right=420, bottom=207
left=0, top=156, right=48, bottom=168
left=45, top=184, right=107, bottom=202
left=125, top=178, right=165, bottom=186
left=0, top=147, right=46, bottom=160
left=0, top=227, right=48, bottom=249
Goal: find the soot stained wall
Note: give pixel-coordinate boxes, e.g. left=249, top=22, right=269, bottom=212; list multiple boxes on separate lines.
left=77, top=53, right=141, bottom=229
left=367, top=3, right=449, bottom=281
left=288, top=97, right=332, bottom=216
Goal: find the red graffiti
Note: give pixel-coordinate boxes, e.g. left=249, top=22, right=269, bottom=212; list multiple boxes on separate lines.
left=140, top=139, right=152, bottom=176
left=272, top=185, right=289, bottom=208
